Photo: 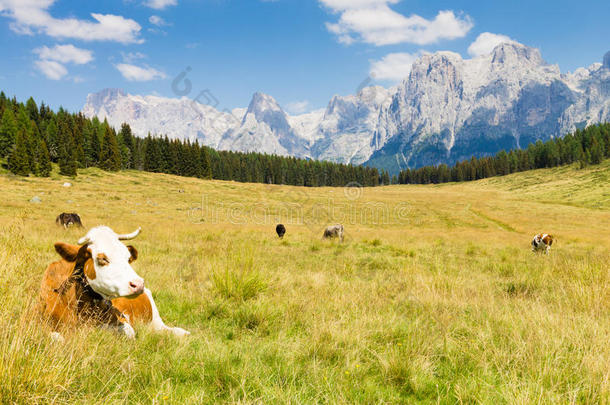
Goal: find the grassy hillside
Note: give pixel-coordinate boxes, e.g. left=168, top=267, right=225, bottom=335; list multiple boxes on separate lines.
left=0, top=162, right=608, bottom=404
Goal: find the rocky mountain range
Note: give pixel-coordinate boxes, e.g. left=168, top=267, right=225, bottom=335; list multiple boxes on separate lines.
left=83, top=42, right=610, bottom=173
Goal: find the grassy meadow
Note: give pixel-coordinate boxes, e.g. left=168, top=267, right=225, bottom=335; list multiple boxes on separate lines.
left=0, top=161, right=609, bottom=404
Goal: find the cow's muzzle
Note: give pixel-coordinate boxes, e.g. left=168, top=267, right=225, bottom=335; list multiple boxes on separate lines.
left=128, top=279, right=145, bottom=296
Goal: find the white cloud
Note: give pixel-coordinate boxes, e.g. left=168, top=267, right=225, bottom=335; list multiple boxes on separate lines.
left=319, top=0, right=473, bottom=46
left=286, top=100, right=311, bottom=115
left=121, top=51, right=146, bottom=63
left=320, top=0, right=399, bottom=12
left=33, top=44, right=93, bottom=81
left=35, top=59, right=67, bottom=80
left=370, top=51, right=420, bottom=82
left=467, top=32, right=515, bottom=57
left=34, top=44, right=93, bottom=64
left=0, top=0, right=142, bottom=43
left=115, top=63, right=166, bottom=81
left=144, top=0, right=177, bottom=10
left=149, top=15, right=169, bottom=26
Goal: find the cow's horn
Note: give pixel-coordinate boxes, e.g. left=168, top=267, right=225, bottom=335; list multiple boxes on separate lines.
left=78, top=236, right=91, bottom=245
left=118, top=227, right=141, bottom=240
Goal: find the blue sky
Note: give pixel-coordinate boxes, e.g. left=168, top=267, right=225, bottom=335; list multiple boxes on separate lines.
left=0, top=0, right=609, bottom=114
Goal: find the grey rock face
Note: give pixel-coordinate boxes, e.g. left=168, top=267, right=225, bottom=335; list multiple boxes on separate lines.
left=83, top=43, right=610, bottom=173
left=367, top=44, right=610, bottom=172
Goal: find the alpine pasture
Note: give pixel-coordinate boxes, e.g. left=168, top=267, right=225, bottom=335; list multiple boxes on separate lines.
left=0, top=161, right=608, bottom=404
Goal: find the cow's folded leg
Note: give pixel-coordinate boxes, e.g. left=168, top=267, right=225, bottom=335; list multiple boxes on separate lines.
left=144, top=289, right=190, bottom=337
left=168, top=326, right=190, bottom=337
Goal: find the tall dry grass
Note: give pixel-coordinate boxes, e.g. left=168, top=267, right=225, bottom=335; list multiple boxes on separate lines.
left=0, top=162, right=608, bottom=403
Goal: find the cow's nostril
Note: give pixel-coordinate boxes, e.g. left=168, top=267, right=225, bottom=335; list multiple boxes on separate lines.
left=129, top=279, right=144, bottom=293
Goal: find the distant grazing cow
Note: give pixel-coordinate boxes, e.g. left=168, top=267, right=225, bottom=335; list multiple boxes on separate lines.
left=40, top=226, right=189, bottom=340
left=276, top=224, right=286, bottom=239
left=56, top=213, right=83, bottom=229
left=531, top=233, right=554, bottom=254
left=323, top=224, right=344, bottom=242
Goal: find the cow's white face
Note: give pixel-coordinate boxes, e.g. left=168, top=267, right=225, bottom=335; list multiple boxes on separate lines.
left=80, top=227, right=144, bottom=299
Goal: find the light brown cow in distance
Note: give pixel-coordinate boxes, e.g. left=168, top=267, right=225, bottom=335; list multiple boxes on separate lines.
left=323, top=224, right=344, bottom=242
left=40, top=226, right=189, bottom=340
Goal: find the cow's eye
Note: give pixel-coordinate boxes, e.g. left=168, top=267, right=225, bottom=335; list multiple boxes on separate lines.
left=97, top=254, right=110, bottom=266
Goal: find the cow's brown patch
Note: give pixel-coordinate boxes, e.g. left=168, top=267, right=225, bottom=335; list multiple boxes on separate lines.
left=127, top=245, right=138, bottom=263
left=113, top=293, right=153, bottom=323
left=83, top=257, right=96, bottom=280
left=96, top=253, right=109, bottom=266
left=542, top=235, right=553, bottom=245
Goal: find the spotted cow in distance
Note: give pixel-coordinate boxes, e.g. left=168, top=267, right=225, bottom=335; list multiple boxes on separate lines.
left=276, top=224, right=286, bottom=239
left=40, top=226, right=189, bottom=340
left=56, top=213, right=83, bottom=229
left=323, top=224, right=344, bottom=242
left=531, top=233, right=554, bottom=254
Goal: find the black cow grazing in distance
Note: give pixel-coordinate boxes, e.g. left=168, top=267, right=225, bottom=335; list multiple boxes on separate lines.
left=56, top=213, right=83, bottom=229
left=276, top=224, right=286, bottom=239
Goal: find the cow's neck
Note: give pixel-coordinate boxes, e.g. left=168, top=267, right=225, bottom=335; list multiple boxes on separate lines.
left=56, top=260, right=124, bottom=325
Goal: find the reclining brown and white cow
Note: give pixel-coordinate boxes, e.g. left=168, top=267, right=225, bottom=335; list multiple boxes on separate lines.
left=40, top=226, right=189, bottom=340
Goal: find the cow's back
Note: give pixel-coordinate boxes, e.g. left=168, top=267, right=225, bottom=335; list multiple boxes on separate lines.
left=39, top=260, right=78, bottom=326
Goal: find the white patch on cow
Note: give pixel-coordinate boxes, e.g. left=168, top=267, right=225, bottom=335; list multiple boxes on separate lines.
left=118, top=323, right=136, bottom=339
left=50, top=331, right=65, bottom=343
left=79, top=226, right=144, bottom=299
left=144, top=288, right=190, bottom=337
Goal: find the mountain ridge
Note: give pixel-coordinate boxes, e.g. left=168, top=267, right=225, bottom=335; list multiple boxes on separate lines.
left=83, top=42, right=610, bottom=173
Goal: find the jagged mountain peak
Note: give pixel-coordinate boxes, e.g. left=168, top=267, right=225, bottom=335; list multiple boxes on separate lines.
left=247, top=92, right=283, bottom=115
left=491, top=42, right=545, bottom=66
left=85, top=88, right=126, bottom=108
left=83, top=43, right=610, bottom=173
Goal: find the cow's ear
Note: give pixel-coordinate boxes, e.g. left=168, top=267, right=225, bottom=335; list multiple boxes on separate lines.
left=54, top=243, right=81, bottom=262
left=127, top=245, right=138, bottom=263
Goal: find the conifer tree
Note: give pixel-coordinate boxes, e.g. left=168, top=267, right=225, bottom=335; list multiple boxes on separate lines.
left=72, top=114, right=86, bottom=167
left=90, top=123, right=102, bottom=166
left=45, top=119, right=59, bottom=161
left=15, top=107, right=30, bottom=135
left=27, top=120, right=41, bottom=173
left=34, top=138, right=52, bottom=177
left=144, top=135, right=159, bottom=172
left=99, top=122, right=122, bottom=171
left=0, top=107, right=17, bottom=157
left=131, top=137, right=144, bottom=170
left=26, top=97, right=39, bottom=123
left=589, top=138, right=603, bottom=165
left=58, top=118, right=77, bottom=176
left=119, top=123, right=135, bottom=169
left=8, top=129, right=31, bottom=176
